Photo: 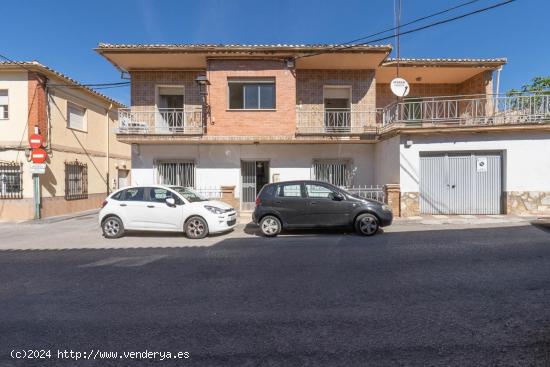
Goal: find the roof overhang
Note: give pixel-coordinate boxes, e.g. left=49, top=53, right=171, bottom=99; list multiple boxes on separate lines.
left=376, top=58, right=507, bottom=84
left=95, top=43, right=393, bottom=71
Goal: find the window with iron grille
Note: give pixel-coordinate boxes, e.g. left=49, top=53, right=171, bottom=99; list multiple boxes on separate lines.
left=0, top=162, right=23, bottom=199
left=0, top=90, right=8, bottom=119
left=65, top=161, right=88, bottom=200
left=312, top=160, right=351, bottom=187
left=156, top=161, right=195, bottom=187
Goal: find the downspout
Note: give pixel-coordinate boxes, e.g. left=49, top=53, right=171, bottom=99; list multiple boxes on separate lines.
left=493, top=66, right=503, bottom=116
left=106, top=103, right=112, bottom=194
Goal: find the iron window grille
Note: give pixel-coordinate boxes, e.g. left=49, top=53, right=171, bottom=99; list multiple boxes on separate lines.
left=0, top=162, right=23, bottom=199
left=156, top=161, right=196, bottom=187
left=65, top=160, right=88, bottom=200
left=312, top=159, right=352, bottom=187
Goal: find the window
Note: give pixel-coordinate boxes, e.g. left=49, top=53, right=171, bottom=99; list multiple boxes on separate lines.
left=156, top=161, right=195, bottom=187
left=147, top=187, right=183, bottom=205
left=67, top=102, right=86, bottom=131
left=228, top=80, right=275, bottom=110
left=0, top=162, right=22, bottom=199
left=0, top=90, right=8, bottom=119
left=305, top=184, right=337, bottom=199
left=313, top=160, right=351, bottom=187
left=277, top=184, right=302, bottom=198
left=122, top=187, right=144, bottom=201
left=65, top=161, right=88, bottom=200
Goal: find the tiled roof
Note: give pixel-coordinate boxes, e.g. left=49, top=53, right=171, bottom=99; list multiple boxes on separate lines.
left=0, top=61, right=125, bottom=107
left=97, top=43, right=392, bottom=51
left=383, top=57, right=507, bottom=65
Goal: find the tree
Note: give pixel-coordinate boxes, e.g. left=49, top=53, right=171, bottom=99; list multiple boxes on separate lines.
left=507, top=76, right=550, bottom=95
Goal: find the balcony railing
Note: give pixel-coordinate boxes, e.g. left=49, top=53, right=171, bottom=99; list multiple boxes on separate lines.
left=382, top=94, right=550, bottom=127
left=117, top=108, right=204, bottom=134
left=296, top=107, right=379, bottom=134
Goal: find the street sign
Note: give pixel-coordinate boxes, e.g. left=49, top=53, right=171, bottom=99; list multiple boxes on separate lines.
left=31, top=148, right=47, bottom=163
left=29, top=163, right=46, bottom=175
left=29, top=134, right=43, bottom=149
left=390, top=77, right=410, bottom=97
left=476, top=157, right=488, bottom=172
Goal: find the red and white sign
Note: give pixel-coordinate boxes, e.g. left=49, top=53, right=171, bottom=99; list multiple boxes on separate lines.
left=29, top=134, right=43, bottom=149
left=31, top=148, right=47, bottom=164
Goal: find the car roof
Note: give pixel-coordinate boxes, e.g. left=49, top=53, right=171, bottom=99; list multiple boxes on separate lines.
left=267, top=180, right=337, bottom=186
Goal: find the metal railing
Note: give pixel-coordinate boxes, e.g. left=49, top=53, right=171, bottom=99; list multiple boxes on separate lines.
left=296, top=107, right=379, bottom=134
left=382, top=93, right=550, bottom=127
left=187, top=186, right=223, bottom=199
left=342, top=185, right=385, bottom=202
left=117, top=108, right=204, bottom=134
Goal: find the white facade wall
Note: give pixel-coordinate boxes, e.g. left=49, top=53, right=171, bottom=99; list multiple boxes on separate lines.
left=0, top=71, right=28, bottom=144
left=399, top=131, right=550, bottom=193
left=131, top=144, right=376, bottom=197
left=373, top=135, right=400, bottom=186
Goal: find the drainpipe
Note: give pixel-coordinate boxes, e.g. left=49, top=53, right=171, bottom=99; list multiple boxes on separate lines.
left=106, top=103, right=112, bottom=194
left=493, top=66, right=503, bottom=116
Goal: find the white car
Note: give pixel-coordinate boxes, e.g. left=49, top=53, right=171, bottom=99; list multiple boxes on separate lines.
left=98, top=185, right=237, bottom=239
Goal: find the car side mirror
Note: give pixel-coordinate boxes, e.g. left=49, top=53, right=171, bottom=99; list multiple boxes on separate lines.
left=165, top=197, right=176, bottom=206
left=331, top=193, right=344, bottom=201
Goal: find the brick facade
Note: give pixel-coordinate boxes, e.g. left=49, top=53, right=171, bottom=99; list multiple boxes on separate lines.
left=27, top=72, right=47, bottom=141
left=207, top=59, right=296, bottom=136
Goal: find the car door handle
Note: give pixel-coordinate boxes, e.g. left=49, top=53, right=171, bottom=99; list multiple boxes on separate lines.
left=310, top=201, right=318, bottom=205
left=147, top=205, right=155, bottom=208
left=119, top=203, right=127, bottom=207
left=274, top=201, right=281, bottom=204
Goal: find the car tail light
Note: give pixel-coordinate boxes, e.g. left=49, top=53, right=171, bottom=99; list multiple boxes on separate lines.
left=255, top=196, right=261, bottom=206
left=101, top=200, right=108, bottom=208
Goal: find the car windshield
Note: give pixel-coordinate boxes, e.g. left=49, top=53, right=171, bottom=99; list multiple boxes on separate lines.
left=170, top=187, right=208, bottom=202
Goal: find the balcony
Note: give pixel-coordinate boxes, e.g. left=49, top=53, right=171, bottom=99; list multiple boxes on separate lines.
left=382, top=94, right=550, bottom=128
left=296, top=107, right=379, bottom=135
left=117, top=108, right=204, bottom=135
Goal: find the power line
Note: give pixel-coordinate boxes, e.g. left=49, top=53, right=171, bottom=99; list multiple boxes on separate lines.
left=296, top=0, right=517, bottom=60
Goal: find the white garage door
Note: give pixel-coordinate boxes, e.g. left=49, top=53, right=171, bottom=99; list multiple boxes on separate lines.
left=419, top=152, right=502, bottom=215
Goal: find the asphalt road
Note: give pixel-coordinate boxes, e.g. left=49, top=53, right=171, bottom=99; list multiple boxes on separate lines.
left=1, top=222, right=550, bottom=366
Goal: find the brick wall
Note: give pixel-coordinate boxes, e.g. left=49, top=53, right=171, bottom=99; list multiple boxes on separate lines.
left=296, top=69, right=376, bottom=111
left=27, top=72, right=47, bottom=141
left=130, top=70, right=202, bottom=109
left=206, top=59, right=296, bottom=136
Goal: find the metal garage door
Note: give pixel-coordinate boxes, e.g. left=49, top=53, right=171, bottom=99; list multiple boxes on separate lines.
left=420, top=152, right=502, bottom=214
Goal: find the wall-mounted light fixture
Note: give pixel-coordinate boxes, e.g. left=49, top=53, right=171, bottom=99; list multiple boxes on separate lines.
left=285, top=58, right=295, bottom=68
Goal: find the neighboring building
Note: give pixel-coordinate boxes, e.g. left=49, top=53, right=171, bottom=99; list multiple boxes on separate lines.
left=96, top=44, right=550, bottom=216
left=0, top=61, right=131, bottom=220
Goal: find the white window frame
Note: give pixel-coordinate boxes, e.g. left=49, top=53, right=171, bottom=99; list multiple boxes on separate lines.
left=227, top=79, right=276, bottom=111
left=155, top=160, right=196, bottom=187
left=67, top=102, right=87, bottom=132
left=155, top=85, right=186, bottom=110
left=311, top=159, right=353, bottom=187
left=0, top=89, right=8, bottom=120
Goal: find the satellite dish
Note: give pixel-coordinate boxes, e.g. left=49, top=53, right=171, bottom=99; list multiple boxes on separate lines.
left=390, top=77, right=410, bottom=97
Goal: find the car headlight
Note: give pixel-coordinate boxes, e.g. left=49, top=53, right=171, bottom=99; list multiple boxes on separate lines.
left=381, top=204, right=392, bottom=212
left=204, top=205, right=224, bottom=214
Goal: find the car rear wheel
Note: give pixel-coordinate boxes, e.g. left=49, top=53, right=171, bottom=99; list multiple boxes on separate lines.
left=355, top=213, right=379, bottom=236
left=259, top=215, right=281, bottom=237
left=185, top=216, right=209, bottom=239
left=102, top=216, right=125, bottom=239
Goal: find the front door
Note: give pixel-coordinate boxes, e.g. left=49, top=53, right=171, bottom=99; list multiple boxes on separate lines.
left=241, top=160, right=269, bottom=211
left=144, top=187, right=184, bottom=230
left=303, top=183, right=352, bottom=226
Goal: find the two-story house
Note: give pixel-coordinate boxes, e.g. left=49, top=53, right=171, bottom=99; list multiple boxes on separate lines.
left=0, top=61, right=131, bottom=220
left=96, top=44, right=550, bottom=216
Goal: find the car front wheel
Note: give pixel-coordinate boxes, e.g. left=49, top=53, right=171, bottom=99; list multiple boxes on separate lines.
left=102, top=216, right=125, bottom=239
left=355, top=213, right=379, bottom=236
left=259, top=215, right=281, bottom=237
left=185, top=216, right=209, bottom=239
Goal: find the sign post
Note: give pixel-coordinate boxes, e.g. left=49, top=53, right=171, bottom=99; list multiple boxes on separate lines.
left=29, top=136, right=47, bottom=220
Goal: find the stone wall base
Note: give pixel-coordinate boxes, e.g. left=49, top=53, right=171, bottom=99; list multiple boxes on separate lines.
left=401, top=192, right=420, bottom=217
left=506, top=191, right=550, bottom=215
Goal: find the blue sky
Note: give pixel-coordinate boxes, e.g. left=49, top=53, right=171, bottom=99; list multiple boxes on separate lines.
left=2, top=0, right=548, bottom=105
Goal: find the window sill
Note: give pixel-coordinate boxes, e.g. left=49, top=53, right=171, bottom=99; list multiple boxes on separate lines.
left=226, top=109, right=277, bottom=112
left=67, top=126, right=88, bottom=133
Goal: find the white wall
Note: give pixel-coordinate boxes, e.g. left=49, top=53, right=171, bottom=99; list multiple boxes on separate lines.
left=0, top=71, right=28, bottom=144
left=399, top=131, right=550, bottom=192
left=131, top=144, right=375, bottom=197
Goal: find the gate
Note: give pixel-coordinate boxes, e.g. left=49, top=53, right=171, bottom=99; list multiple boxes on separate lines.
left=241, top=161, right=257, bottom=211
left=420, top=152, right=502, bottom=214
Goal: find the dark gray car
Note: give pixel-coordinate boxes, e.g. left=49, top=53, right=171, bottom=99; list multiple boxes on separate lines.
left=252, top=180, right=393, bottom=237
